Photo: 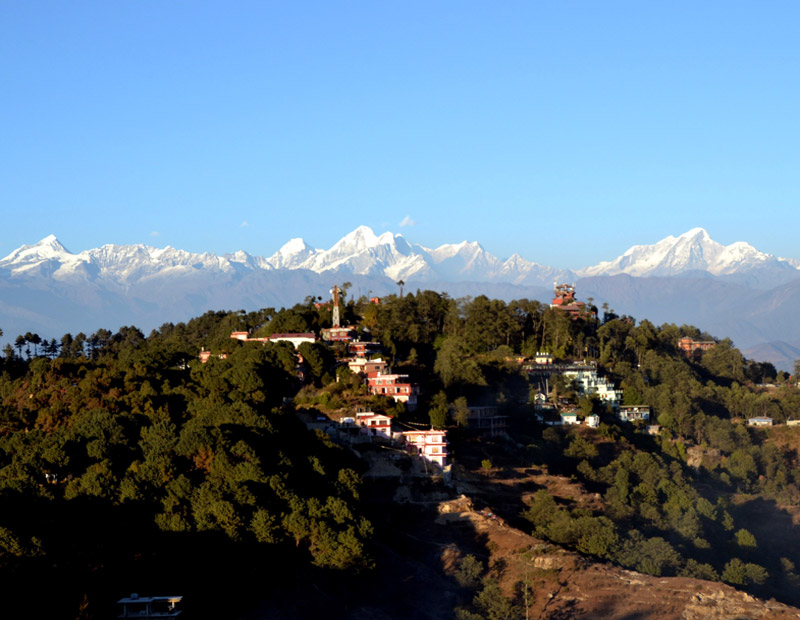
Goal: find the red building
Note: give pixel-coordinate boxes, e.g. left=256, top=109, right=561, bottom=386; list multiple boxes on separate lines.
left=347, top=341, right=382, bottom=358
left=321, top=326, right=357, bottom=342
left=367, top=372, right=419, bottom=409
left=677, top=337, right=715, bottom=359
left=199, top=350, right=227, bottom=364
left=550, top=283, right=592, bottom=318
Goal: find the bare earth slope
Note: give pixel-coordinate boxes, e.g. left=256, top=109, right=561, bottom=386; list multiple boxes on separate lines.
left=437, top=500, right=799, bottom=619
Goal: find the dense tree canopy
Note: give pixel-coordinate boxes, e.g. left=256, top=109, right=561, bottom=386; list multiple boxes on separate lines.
left=2, top=288, right=800, bottom=615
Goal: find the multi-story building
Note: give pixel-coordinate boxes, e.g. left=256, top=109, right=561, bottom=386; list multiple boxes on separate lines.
left=402, top=429, right=448, bottom=467
left=367, top=372, right=419, bottom=409
left=466, top=405, right=508, bottom=435
left=550, top=283, right=593, bottom=318
left=564, top=368, right=623, bottom=408
left=321, top=326, right=357, bottom=342
left=677, top=337, right=716, bottom=359
left=618, top=405, right=650, bottom=422
left=347, top=341, right=382, bottom=358
left=355, top=411, right=393, bottom=439
left=347, top=357, right=389, bottom=376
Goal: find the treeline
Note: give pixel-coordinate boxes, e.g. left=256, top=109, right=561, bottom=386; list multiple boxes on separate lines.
left=0, top=313, right=371, bottom=618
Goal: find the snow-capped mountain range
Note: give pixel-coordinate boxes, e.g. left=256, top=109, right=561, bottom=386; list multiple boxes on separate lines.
left=579, top=227, right=799, bottom=282
left=265, top=225, right=572, bottom=285
left=3, top=226, right=795, bottom=288
left=261, top=225, right=800, bottom=286
left=3, top=226, right=800, bottom=370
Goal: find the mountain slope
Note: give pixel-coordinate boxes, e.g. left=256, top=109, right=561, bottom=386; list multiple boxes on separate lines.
left=579, top=227, right=799, bottom=287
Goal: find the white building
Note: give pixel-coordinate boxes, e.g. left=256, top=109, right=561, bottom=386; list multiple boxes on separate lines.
left=585, top=414, right=600, bottom=428
left=564, top=368, right=623, bottom=408
left=355, top=411, right=393, bottom=439
left=618, top=405, right=650, bottom=422
left=402, top=429, right=448, bottom=467
left=561, top=412, right=580, bottom=425
left=268, top=332, right=316, bottom=348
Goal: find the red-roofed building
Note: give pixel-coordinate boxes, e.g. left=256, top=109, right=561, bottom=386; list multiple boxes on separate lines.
left=355, top=411, right=393, bottom=439
left=199, top=350, right=227, bottom=364
left=367, top=372, right=419, bottom=409
left=550, top=283, right=593, bottom=318
left=677, top=337, right=715, bottom=359
left=321, top=326, right=357, bottom=342
left=347, top=341, right=382, bottom=358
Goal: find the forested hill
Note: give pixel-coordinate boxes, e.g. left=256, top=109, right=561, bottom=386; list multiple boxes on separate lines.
left=0, top=310, right=372, bottom=618
left=1, top=291, right=800, bottom=618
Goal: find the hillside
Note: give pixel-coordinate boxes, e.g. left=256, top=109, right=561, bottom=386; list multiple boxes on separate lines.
left=2, top=291, right=800, bottom=617
left=242, top=447, right=800, bottom=619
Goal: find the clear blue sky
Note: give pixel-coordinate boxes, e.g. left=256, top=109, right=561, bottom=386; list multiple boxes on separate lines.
left=2, top=2, right=799, bottom=269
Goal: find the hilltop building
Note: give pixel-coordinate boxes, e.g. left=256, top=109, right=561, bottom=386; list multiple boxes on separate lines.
left=678, top=337, right=716, bottom=359
left=550, top=283, right=593, bottom=318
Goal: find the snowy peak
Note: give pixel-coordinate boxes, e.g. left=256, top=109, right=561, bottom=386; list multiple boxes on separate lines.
left=333, top=225, right=380, bottom=251
left=280, top=238, right=313, bottom=255
left=0, top=234, right=90, bottom=279
left=297, top=226, right=419, bottom=277
left=678, top=227, right=711, bottom=241
left=428, top=240, right=482, bottom=263
left=1, top=234, right=72, bottom=263
left=579, top=228, right=795, bottom=279
left=268, top=237, right=317, bottom=269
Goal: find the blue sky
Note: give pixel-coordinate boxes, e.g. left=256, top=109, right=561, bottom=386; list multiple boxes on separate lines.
left=2, top=2, right=799, bottom=269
